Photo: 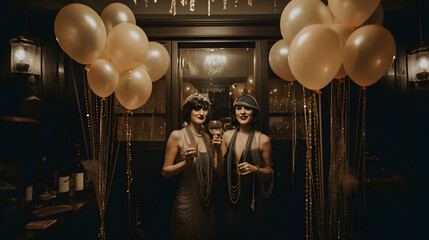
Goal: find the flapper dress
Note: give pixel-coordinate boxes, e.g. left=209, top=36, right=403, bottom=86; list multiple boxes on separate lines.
left=171, top=126, right=215, bottom=240
left=223, top=129, right=273, bottom=239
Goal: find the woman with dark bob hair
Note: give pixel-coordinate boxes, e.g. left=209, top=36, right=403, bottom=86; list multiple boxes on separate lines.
left=221, top=94, right=274, bottom=239
left=162, top=93, right=223, bottom=240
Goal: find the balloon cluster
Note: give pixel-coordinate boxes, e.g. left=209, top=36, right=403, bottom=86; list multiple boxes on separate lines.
left=54, top=3, right=170, bottom=110
left=269, top=0, right=396, bottom=90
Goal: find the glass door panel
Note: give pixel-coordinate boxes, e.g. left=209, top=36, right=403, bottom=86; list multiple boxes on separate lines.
left=115, top=78, right=167, bottom=141
left=178, top=42, right=256, bottom=128
left=115, top=41, right=170, bottom=142
left=267, top=41, right=309, bottom=140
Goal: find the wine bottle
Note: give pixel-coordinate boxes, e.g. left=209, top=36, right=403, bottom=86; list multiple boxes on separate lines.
left=72, top=144, right=85, bottom=196
left=57, top=162, right=70, bottom=203
left=33, top=156, right=47, bottom=204
left=22, top=172, right=34, bottom=212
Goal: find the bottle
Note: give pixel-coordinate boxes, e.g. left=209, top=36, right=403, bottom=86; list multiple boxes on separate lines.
left=33, top=156, right=47, bottom=204
left=23, top=183, right=33, bottom=213
left=25, top=184, right=33, bottom=204
left=72, top=144, right=85, bottom=196
left=22, top=172, right=34, bottom=212
left=57, top=162, right=70, bottom=203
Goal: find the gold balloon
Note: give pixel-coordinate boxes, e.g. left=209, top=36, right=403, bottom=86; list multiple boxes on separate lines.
left=99, top=45, right=110, bottom=60
left=101, top=2, right=136, bottom=34
left=328, top=0, right=381, bottom=28
left=247, top=74, right=255, bottom=90
left=232, top=83, right=252, bottom=99
left=289, top=24, right=343, bottom=90
left=363, top=4, right=384, bottom=26
left=54, top=3, right=106, bottom=65
left=343, top=25, right=396, bottom=87
left=181, top=82, right=198, bottom=106
left=87, top=59, right=119, bottom=98
left=106, top=23, right=149, bottom=72
left=141, top=42, right=170, bottom=82
left=269, top=39, right=295, bottom=82
left=115, top=67, right=152, bottom=110
left=330, top=24, right=353, bottom=79
left=280, top=0, right=333, bottom=43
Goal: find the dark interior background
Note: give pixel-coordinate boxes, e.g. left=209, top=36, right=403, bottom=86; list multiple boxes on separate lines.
left=0, top=0, right=428, bottom=239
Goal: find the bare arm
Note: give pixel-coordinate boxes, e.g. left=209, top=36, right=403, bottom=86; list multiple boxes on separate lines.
left=258, top=133, right=273, bottom=180
left=162, top=130, right=195, bottom=179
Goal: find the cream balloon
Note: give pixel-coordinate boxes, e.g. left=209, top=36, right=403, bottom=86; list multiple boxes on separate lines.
left=328, top=0, right=380, bottom=28
left=363, top=4, right=384, bottom=26
left=327, top=4, right=341, bottom=24
left=181, top=82, right=198, bottom=106
left=99, top=45, right=110, bottom=60
left=280, top=0, right=333, bottom=43
left=330, top=24, right=353, bottom=79
left=115, top=67, right=152, bottom=110
left=101, top=2, right=136, bottom=34
left=289, top=24, right=343, bottom=90
left=232, top=83, right=252, bottom=99
left=343, top=24, right=396, bottom=87
left=247, top=74, right=255, bottom=90
left=141, top=42, right=170, bottom=82
left=106, top=23, right=149, bottom=72
left=87, top=59, right=119, bottom=97
left=54, top=3, right=106, bottom=65
left=269, top=39, right=295, bottom=82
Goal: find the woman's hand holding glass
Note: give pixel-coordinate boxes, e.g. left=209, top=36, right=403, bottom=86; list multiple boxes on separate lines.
left=208, top=120, right=223, bottom=149
left=183, top=141, right=199, bottom=166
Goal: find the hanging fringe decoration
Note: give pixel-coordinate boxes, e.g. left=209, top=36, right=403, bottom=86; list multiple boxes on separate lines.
left=360, top=87, right=368, bottom=240
left=71, top=59, right=119, bottom=240
left=291, top=82, right=296, bottom=189
left=303, top=88, right=326, bottom=240
left=327, top=78, right=357, bottom=240
left=125, top=109, right=134, bottom=239
left=303, top=88, right=314, bottom=240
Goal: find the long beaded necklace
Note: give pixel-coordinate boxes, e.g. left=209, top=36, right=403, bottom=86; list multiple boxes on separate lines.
left=185, top=125, right=213, bottom=207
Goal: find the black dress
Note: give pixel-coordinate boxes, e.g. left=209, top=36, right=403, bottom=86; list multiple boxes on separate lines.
left=222, top=129, right=273, bottom=240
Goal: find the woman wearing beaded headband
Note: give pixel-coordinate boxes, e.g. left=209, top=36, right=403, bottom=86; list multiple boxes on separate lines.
left=221, top=94, right=274, bottom=239
left=162, top=93, right=223, bottom=240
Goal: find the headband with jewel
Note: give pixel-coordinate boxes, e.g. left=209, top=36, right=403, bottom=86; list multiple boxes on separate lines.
left=184, top=93, right=211, bottom=105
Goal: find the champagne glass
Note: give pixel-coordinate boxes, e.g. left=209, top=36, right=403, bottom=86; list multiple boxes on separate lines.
left=208, top=120, right=223, bottom=135
left=181, top=139, right=199, bottom=160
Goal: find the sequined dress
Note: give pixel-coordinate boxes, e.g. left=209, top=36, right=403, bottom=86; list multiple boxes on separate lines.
left=171, top=127, right=215, bottom=240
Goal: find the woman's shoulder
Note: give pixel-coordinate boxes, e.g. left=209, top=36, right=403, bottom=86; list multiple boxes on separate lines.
left=222, top=129, right=235, bottom=144
left=223, top=129, right=235, bottom=138
left=168, top=129, right=183, bottom=141
left=259, top=132, right=270, bottom=144
left=255, top=131, right=270, bottom=144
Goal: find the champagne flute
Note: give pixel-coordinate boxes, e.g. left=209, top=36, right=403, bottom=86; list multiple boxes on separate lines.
left=208, top=120, right=223, bottom=135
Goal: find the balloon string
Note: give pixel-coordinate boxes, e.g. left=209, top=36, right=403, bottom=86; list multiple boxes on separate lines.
left=70, top=58, right=90, bottom=161
left=317, top=90, right=325, bottom=239
left=361, top=87, right=367, bottom=240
